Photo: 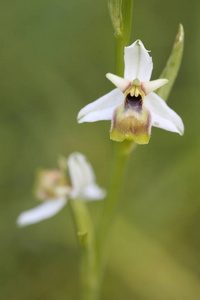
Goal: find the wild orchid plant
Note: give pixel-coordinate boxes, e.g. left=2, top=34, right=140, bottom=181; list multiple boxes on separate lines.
left=17, top=1, right=184, bottom=299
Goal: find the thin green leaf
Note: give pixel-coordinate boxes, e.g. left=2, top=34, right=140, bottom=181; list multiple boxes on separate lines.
left=157, top=24, right=184, bottom=101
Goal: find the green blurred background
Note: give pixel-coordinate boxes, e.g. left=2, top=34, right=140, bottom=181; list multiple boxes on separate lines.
left=1, top=0, right=200, bottom=299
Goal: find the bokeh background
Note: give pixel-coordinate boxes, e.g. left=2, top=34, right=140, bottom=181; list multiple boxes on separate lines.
left=1, top=0, right=200, bottom=299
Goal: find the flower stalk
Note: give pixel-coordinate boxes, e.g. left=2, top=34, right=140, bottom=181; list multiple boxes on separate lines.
left=97, top=141, right=134, bottom=246
left=69, top=199, right=99, bottom=300
left=98, top=0, right=134, bottom=248
left=94, top=0, right=135, bottom=293
left=98, top=0, right=133, bottom=224
left=96, top=141, right=134, bottom=278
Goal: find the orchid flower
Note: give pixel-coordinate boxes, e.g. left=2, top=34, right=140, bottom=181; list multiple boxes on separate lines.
left=17, top=152, right=106, bottom=227
left=77, top=40, right=184, bottom=144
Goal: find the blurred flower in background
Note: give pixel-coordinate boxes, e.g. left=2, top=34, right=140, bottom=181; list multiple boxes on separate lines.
left=17, top=152, right=106, bottom=226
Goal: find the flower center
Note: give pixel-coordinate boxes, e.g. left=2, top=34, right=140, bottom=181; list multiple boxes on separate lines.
left=124, top=80, right=144, bottom=110
left=125, top=94, right=142, bottom=107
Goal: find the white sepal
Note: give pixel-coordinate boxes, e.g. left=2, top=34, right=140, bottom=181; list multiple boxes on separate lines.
left=16, top=198, right=67, bottom=227
left=77, top=89, right=123, bottom=123
left=141, top=79, right=169, bottom=95
left=106, top=73, right=130, bottom=92
left=68, top=152, right=106, bottom=201
left=68, top=152, right=94, bottom=199
left=144, top=92, right=184, bottom=135
left=124, top=40, right=153, bottom=82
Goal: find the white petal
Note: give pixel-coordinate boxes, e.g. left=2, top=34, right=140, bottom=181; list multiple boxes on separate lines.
left=143, top=92, right=184, bottom=135
left=124, top=40, right=153, bottom=82
left=77, top=89, right=123, bottom=123
left=82, top=183, right=106, bottom=201
left=141, top=79, right=168, bottom=95
left=68, top=153, right=95, bottom=198
left=106, top=73, right=131, bottom=92
left=68, top=152, right=106, bottom=201
left=17, top=198, right=67, bottom=227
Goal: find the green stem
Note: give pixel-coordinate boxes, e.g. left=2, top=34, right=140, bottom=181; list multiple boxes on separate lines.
left=112, top=0, right=133, bottom=76
left=95, top=0, right=134, bottom=289
left=98, top=0, right=134, bottom=248
left=69, top=199, right=99, bottom=300
left=115, top=35, right=126, bottom=76
left=97, top=141, right=133, bottom=253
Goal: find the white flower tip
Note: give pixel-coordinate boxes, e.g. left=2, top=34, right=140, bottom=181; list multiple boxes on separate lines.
left=142, top=79, right=169, bottom=95
left=178, top=122, right=184, bottom=136
left=173, top=113, right=184, bottom=136
left=16, top=214, right=26, bottom=227
left=77, top=109, right=85, bottom=123
left=178, top=24, right=184, bottom=42
left=136, top=39, right=144, bottom=48
left=106, top=73, right=130, bottom=92
left=77, top=108, right=97, bottom=124
left=16, top=210, right=41, bottom=227
left=126, top=39, right=151, bottom=55
left=82, top=183, right=106, bottom=201
left=126, top=39, right=143, bottom=49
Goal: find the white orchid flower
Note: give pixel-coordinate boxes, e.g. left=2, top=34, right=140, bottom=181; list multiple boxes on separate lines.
left=17, top=152, right=106, bottom=227
left=77, top=40, right=184, bottom=144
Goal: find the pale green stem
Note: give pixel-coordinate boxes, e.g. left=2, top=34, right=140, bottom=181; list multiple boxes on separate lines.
left=101, top=0, right=133, bottom=238
left=96, top=0, right=134, bottom=285
left=115, top=35, right=126, bottom=76
left=97, top=141, right=134, bottom=259
left=69, top=199, right=99, bottom=300
left=109, top=0, right=133, bottom=76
